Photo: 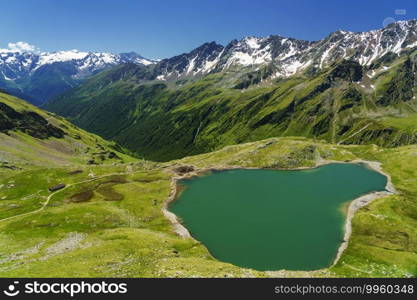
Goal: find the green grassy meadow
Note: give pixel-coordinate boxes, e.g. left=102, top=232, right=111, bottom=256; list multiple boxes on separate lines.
left=1, top=134, right=416, bottom=277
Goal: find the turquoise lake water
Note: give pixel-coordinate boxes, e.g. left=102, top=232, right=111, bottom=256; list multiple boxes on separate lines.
left=169, top=163, right=387, bottom=271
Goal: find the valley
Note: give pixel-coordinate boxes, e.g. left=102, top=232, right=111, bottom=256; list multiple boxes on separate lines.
left=45, top=21, right=417, bottom=162
left=1, top=19, right=417, bottom=278
left=1, top=96, right=417, bottom=276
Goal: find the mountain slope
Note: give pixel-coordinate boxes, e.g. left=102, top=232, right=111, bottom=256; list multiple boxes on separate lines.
left=77, top=20, right=417, bottom=83
left=0, top=91, right=132, bottom=169
left=45, top=20, right=417, bottom=161
left=0, top=48, right=155, bottom=105
left=46, top=45, right=417, bottom=161
left=0, top=92, right=416, bottom=277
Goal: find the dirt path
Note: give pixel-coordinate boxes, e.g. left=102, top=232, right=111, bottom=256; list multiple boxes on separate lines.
left=0, top=171, right=136, bottom=223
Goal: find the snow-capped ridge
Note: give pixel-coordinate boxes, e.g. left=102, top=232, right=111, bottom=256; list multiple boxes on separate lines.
left=152, top=18, right=417, bottom=81
left=0, top=44, right=155, bottom=82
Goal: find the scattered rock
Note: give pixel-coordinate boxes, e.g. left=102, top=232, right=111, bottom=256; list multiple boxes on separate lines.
left=41, top=232, right=87, bottom=260
left=174, top=165, right=195, bottom=174
left=108, top=151, right=120, bottom=159
left=0, top=242, right=44, bottom=264
left=0, top=161, right=20, bottom=170
left=87, top=159, right=96, bottom=165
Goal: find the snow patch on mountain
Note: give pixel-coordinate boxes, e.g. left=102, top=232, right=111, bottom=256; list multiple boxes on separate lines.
left=151, top=19, right=417, bottom=81
left=0, top=43, right=155, bottom=82
left=36, top=50, right=89, bottom=67
left=245, top=37, right=261, bottom=49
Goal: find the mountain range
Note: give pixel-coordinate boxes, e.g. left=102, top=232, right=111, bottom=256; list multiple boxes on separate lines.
left=1, top=19, right=417, bottom=278
left=0, top=47, right=155, bottom=105
left=74, top=19, right=417, bottom=83
left=46, top=19, right=417, bottom=161
left=2, top=88, right=417, bottom=278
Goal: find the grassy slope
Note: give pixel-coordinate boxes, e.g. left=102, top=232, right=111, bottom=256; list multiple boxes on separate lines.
left=0, top=136, right=416, bottom=277
left=45, top=51, right=417, bottom=161
left=0, top=91, right=135, bottom=220
left=0, top=91, right=133, bottom=169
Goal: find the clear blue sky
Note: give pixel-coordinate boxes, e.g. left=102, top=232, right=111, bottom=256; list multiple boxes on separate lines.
left=1, top=0, right=416, bottom=59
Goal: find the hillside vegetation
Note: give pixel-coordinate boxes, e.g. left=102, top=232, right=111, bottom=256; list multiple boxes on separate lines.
left=46, top=50, right=417, bottom=161
left=0, top=91, right=132, bottom=170
left=2, top=94, right=417, bottom=277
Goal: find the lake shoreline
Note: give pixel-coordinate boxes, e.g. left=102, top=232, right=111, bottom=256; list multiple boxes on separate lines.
left=330, top=160, right=396, bottom=267
left=162, top=158, right=396, bottom=273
